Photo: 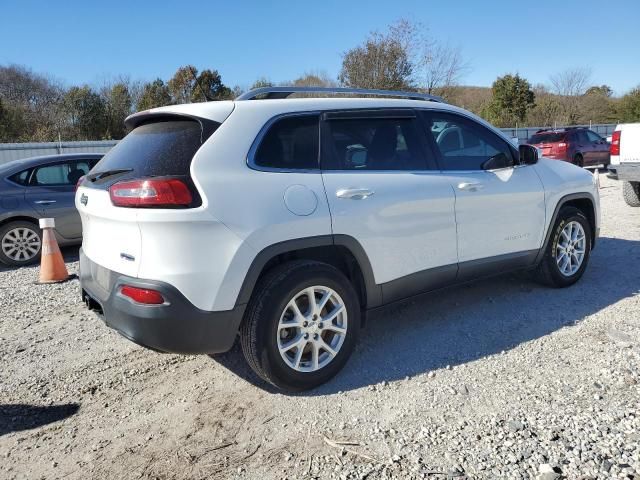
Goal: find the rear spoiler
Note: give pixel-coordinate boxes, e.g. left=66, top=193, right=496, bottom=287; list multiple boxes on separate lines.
left=123, top=112, right=219, bottom=140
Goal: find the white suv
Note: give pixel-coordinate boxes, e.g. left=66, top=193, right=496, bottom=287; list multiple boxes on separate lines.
left=77, top=87, right=600, bottom=391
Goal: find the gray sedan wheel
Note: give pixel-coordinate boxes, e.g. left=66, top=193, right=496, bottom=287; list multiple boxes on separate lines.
left=0, top=221, right=42, bottom=267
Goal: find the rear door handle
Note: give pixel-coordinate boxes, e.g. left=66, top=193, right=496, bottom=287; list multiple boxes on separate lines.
left=336, top=188, right=375, bottom=200
left=457, top=182, right=484, bottom=192
left=34, top=200, right=57, bottom=205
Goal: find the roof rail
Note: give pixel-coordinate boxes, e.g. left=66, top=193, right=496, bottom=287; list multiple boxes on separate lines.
left=235, top=86, right=444, bottom=103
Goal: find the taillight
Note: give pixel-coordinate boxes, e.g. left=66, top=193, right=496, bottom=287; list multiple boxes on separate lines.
left=556, top=142, right=567, bottom=152
left=611, top=131, right=621, bottom=156
left=120, top=285, right=165, bottom=305
left=109, top=178, right=193, bottom=208
left=75, top=175, right=85, bottom=192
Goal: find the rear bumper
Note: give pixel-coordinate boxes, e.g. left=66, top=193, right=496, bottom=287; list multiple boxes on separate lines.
left=79, top=249, right=245, bottom=354
left=608, top=163, right=640, bottom=181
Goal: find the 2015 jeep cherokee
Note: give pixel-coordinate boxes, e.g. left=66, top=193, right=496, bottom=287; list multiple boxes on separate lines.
left=77, top=87, right=600, bottom=391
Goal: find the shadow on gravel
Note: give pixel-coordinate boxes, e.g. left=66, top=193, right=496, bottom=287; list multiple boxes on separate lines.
left=214, top=237, right=640, bottom=395
left=0, top=403, right=80, bottom=436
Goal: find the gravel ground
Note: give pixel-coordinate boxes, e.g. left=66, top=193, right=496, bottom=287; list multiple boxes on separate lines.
left=1, top=175, right=639, bottom=480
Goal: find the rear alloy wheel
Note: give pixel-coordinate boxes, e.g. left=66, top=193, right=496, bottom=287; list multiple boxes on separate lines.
left=0, top=221, right=42, bottom=267
left=573, top=154, right=584, bottom=168
left=622, top=181, right=640, bottom=207
left=535, top=206, right=591, bottom=287
left=240, top=260, right=359, bottom=391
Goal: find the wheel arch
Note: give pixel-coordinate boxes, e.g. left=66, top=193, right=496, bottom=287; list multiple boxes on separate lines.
left=0, top=215, right=41, bottom=229
left=536, top=192, right=597, bottom=264
left=235, top=235, right=382, bottom=311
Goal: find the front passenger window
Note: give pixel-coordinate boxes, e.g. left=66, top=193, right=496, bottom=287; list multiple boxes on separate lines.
left=424, top=112, right=514, bottom=170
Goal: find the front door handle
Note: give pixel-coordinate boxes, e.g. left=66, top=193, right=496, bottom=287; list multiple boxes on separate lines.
left=34, top=200, right=57, bottom=205
left=336, top=188, right=375, bottom=200
left=457, top=182, right=484, bottom=192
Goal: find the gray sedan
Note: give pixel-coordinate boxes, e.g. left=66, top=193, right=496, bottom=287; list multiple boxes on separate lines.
left=0, top=153, right=102, bottom=266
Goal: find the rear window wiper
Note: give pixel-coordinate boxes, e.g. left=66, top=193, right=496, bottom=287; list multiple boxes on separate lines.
left=87, top=168, right=133, bottom=182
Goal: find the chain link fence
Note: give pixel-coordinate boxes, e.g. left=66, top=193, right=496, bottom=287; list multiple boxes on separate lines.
left=0, top=124, right=619, bottom=165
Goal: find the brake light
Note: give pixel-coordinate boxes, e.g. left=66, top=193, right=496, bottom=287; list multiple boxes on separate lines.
left=75, top=175, right=85, bottom=192
left=611, top=131, right=621, bottom=156
left=109, top=178, right=193, bottom=208
left=120, top=286, right=165, bottom=305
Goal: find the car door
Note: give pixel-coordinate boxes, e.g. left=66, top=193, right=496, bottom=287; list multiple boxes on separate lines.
left=24, top=160, right=94, bottom=240
left=420, top=110, right=545, bottom=279
left=575, top=130, right=596, bottom=164
left=320, top=109, right=458, bottom=303
left=586, top=130, right=609, bottom=165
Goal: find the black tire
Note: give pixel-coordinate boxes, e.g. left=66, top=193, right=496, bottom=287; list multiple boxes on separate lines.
left=240, top=260, right=360, bottom=391
left=623, top=181, right=640, bottom=207
left=573, top=154, right=584, bottom=168
left=0, top=220, right=42, bottom=267
left=535, top=206, right=591, bottom=288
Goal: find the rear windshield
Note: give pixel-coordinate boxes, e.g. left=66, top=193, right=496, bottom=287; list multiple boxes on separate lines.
left=92, top=119, right=216, bottom=178
left=528, top=132, right=566, bottom=144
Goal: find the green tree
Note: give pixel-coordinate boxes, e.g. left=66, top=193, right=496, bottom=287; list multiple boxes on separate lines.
left=483, top=74, right=535, bottom=127
left=251, top=77, right=273, bottom=90
left=618, top=86, right=640, bottom=122
left=103, top=82, right=132, bottom=139
left=137, top=79, right=172, bottom=110
left=63, top=85, right=106, bottom=140
left=192, top=69, right=232, bottom=101
left=585, top=85, right=613, bottom=97
left=339, top=29, right=413, bottom=90
left=0, top=98, right=27, bottom=141
left=168, top=65, right=198, bottom=104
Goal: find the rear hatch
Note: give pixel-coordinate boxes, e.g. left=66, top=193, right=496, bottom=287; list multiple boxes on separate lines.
left=528, top=131, right=567, bottom=158
left=76, top=106, right=231, bottom=277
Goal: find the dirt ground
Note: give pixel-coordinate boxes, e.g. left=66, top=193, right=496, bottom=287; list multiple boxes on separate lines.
left=1, top=174, right=639, bottom=480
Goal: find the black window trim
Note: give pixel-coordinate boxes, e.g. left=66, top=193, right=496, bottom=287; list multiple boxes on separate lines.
left=417, top=108, right=520, bottom=172
left=5, top=168, right=33, bottom=187
left=28, top=159, right=95, bottom=188
left=246, top=111, right=322, bottom=173
left=320, top=108, right=437, bottom=172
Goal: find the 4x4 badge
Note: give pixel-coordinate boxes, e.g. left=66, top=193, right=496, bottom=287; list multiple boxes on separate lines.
left=80, top=193, right=88, bottom=206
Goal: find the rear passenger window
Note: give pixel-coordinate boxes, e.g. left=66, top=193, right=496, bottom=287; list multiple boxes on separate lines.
left=31, top=162, right=92, bottom=186
left=323, top=117, right=427, bottom=171
left=253, top=115, right=319, bottom=170
left=424, top=112, right=514, bottom=170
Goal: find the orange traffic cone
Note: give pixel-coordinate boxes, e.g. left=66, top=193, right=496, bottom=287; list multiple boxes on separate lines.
left=37, top=218, right=70, bottom=284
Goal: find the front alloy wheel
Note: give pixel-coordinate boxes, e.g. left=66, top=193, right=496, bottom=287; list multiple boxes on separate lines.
left=535, top=206, right=591, bottom=288
left=555, top=221, right=586, bottom=276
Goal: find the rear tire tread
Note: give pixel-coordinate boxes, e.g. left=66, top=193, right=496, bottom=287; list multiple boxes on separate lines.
left=622, top=181, right=640, bottom=207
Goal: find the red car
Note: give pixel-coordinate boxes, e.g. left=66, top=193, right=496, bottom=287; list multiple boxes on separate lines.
left=528, top=128, right=610, bottom=168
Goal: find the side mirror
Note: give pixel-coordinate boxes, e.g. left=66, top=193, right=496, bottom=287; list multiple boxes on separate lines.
left=518, top=144, right=539, bottom=165
left=482, top=152, right=514, bottom=170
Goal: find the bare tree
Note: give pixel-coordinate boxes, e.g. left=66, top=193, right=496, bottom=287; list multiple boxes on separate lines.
left=388, top=19, right=469, bottom=97
left=550, top=67, right=592, bottom=96
left=420, top=42, right=467, bottom=96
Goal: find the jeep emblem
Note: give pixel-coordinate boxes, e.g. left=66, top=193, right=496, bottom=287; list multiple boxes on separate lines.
left=80, top=193, right=88, bottom=206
